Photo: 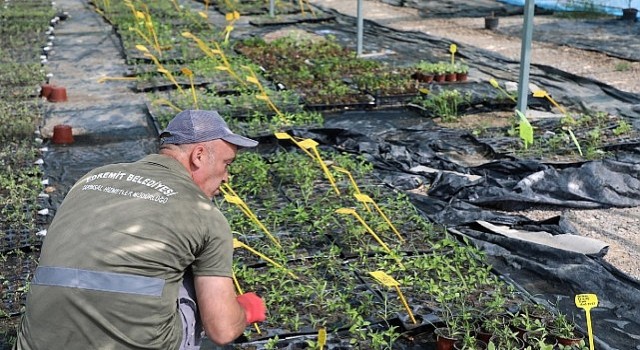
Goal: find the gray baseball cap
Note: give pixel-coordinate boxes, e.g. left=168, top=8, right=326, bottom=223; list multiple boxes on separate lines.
left=159, top=110, right=258, bottom=148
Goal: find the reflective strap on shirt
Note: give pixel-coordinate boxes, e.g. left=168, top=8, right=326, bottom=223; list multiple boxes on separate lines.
left=33, top=266, right=165, bottom=296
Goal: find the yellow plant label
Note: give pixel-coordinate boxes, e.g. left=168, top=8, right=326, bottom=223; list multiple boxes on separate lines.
left=369, top=271, right=399, bottom=287
left=532, top=90, right=547, bottom=98
left=298, top=139, right=319, bottom=149
left=318, top=327, right=327, bottom=348
left=274, top=132, right=291, bottom=139
left=449, top=44, right=457, bottom=54
left=335, top=208, right=355, bottom=215
left=232, top=238, right=244, bottom=249
left=224, top=194, right=242, bottom=204
left=354, top=193, right=373, bottom=203
left=575, top=293, right=598, bottom=310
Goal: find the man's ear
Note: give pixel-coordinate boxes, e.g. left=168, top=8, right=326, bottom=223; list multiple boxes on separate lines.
left=190, top=144, right=207, bottom=169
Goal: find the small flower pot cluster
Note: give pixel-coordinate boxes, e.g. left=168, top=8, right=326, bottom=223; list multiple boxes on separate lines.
left=411, top=60, right=469, bottom=84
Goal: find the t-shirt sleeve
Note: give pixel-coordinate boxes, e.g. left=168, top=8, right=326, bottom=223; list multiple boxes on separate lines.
left=191, top=209, right=234, bottom=277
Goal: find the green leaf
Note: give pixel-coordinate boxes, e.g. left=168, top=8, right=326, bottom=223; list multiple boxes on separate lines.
left=515, top=110, right=533, bottom=149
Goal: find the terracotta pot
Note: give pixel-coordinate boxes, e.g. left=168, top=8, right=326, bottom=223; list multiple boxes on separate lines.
left=40, top=84, right=55, bottom=98
left=52, top=124, right=74, bottom=144
left=554, top=330, right=584, bottom=346
left=48, top=86, right=67, bottom=102
left=434, top=74, right=446, bottom=83
left=445, top=73, right=457, bottom=82
left=435, top=328, right=460, bottom=350
left=457, top=72, right=468, bottom=82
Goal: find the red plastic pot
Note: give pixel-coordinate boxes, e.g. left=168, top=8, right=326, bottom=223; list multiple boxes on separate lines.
left=48, top=86, right=68, bottom=102
left=52, top=124, right=74, bottom=144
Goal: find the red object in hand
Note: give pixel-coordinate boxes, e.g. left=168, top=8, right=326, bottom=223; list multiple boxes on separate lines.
left=236, top=292, right=266, bottom=324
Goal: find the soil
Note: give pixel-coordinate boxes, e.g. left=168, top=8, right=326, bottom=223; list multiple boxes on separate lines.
left=309, top=0, right=640, bottom=281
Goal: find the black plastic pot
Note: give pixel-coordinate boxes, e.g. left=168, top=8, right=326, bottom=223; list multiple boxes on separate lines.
left=484, top=17, right=499, bottom=30
left=621, top=8, right=638, bottom=21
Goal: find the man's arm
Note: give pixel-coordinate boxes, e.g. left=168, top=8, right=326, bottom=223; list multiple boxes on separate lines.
left=194, top=275, right=247, bottom=345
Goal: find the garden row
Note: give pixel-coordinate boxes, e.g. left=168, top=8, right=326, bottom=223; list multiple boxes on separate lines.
left=0, top=0, right=54, bottom=342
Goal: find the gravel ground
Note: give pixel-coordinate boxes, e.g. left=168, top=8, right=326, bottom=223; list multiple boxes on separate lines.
left=310, top=0, right=640, bottom=281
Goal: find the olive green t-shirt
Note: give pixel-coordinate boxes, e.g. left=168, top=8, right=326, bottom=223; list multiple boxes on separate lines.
left=16, top=154, right=233, bottom=350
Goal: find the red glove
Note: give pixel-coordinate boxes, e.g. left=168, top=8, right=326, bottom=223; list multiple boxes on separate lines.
left=236, top=292, right=266, bottom=324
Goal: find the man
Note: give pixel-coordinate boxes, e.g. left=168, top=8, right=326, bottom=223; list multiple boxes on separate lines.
left=16, top=110, right=266, bottom=349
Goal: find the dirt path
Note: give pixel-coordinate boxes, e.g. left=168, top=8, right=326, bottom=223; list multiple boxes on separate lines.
left=309, top=0, right=640, bottom=281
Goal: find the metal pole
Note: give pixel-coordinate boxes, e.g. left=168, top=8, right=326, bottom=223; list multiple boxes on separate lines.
left=269, top=0, right=275, bottom=17
left=516, top=0, right=535, bottom=113
left=356, top=0, right=363, bottom=56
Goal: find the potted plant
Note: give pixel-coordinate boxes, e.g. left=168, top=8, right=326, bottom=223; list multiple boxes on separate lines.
left=444, top=62, right=458, bottom=82
left=412, top=60, right=435, bottom=83
left=510, top=308, right=546, bottom=339
left=622, top=0, right=638, bottom=21
left=433, top=62, right=447, bottom=83
left=453, top=332, right=487, bottom=350
left=487, top=326, right=525, bottom=350
left=455, top=63, right=469, bottom=82
left=547, top=312, right=585, bottom=347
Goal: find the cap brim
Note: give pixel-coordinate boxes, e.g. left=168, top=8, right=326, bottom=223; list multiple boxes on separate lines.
left=222, top=134, right=259, bottom=148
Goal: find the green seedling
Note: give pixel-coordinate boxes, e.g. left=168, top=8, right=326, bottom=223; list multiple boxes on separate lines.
left=233, top=239, right=296, bottom=279
left=354, top=193, right=404, bottom=243
left=222, top=184, right=281, bottom=247
left=575, top=294, right=598, bottom=350
left=298, top=139, right=340, bottom=195
left=369, top=271, right=416, bottom=324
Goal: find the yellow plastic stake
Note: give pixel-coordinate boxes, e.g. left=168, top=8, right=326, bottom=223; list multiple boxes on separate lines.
left=221, top=185, right=281, bottom=247
left=489, top=78, right=517, bottom=103
left=332, top=166, right=370, bottom=212
left=575, top=294, right=598, bottom=350
left=318, top=327, right=326, bottom=349
left=354, top=193, right=404, bottom=243
left=96, top=76, right=137, bottom=83
left=180, top=67, right=198, bottom=108
left=449, top=44, right=457, bottom=65
left=234, top=239, right=297, bottom=279
left=274, top=132, right=314, bottom=158
left=533, top=89, right=567, bottom=115
left=369, top=271, right=417, bottom=324
left=298, top=139, right=340, bottom=195
left=232, top=272, right=262, bottom=334
left=336, top=208, right=404, bottom=269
